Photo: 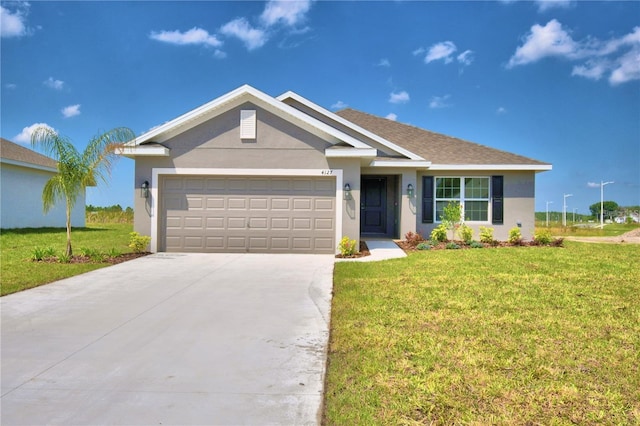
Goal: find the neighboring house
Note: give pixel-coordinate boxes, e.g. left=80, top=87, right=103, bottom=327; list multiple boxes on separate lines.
left=0, top=138, right=86, bottom=229
left=121, top=85, right=551, bottom=254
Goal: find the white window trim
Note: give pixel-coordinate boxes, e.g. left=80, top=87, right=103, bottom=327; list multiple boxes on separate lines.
left=434, top=176, right=492, bottom=223
left=148, top=168, right=343, bottom=253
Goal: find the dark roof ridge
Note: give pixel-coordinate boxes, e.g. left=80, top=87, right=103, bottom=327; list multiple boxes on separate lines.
left=0, top=138, right=58, bottom=169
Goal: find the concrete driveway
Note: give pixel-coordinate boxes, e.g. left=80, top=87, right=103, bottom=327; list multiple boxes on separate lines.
left=1, top=253, right=334, bottom=425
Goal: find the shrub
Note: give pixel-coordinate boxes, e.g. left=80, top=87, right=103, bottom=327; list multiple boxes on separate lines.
left=469, top=240, right=484, bottom=249
left=442, top=202, right=462, bottom=240
left=32, top=246, right=55, bottom=261
left=458, top=223, right=474, bottom=243
left=404, top=231, right=424, bottom=247
left=58, top=253, right=71, bottom=263
left=129, top=232, right=151, bottom=253
left=445, top=242, right=460, bottom=250
left=508, top=227, right=523, bottom=245
left=338, top=236, right=358, bottom=257
left=106, top=248, right=121, bottom=258
left=416, top=242, right=431, bottom=250
left=479, top=226, right=495, bottom=244
left=533, top=228, right=553, bottom=245
left=430, top=224, right=448, bottom=242
left=80, top=247, right=105, bottom=262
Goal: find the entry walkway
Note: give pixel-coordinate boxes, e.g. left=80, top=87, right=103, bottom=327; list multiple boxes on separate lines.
left=337, top=239, right=407, bottom=262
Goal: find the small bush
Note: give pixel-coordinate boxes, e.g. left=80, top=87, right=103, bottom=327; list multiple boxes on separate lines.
left=80, top=247, right=105, bottom=262
left=445, top=242, right=460, bottom=250
left=458, top=223, right=474, bottom=243
left=58, top=253, right=71, bottom=263
left=106, top=248, right=121, bottom=258
left=338, top=236, right=358, bottom=257
left=533, top=228, right=553, bottom=245
left=508, top=227, right=523, bottom=245
left=416, top=242, right=431, bottom=250
left=404, top=231, right=424, bottom=247
left=430, top=224, right=448, bottom=242
left=469, top=240, right=484, bottom=249
left=479, top=226, right=495, bottom=244
left=129, top=232, right=151, bottom=253
left=32, top=246, right=55, bottom=261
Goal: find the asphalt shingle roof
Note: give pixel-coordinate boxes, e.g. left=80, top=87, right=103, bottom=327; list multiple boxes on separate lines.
left=335, top=108, right=550, bottom=166
left=0, top=138, right=58, bottom=169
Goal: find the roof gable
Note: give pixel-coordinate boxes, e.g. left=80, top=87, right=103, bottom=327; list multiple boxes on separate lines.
left=0, top=138, right=58, bottom=172
left=335, top=109, right=552, bottom=170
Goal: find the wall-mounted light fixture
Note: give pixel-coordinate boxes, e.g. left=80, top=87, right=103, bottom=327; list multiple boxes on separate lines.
left=141, top=180, right=149, bottom=199
left=343, top=183, right=352, bottom=200
left=407, top=183, right=414, bottom=198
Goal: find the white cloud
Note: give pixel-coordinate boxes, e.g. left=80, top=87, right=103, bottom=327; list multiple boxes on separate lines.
left=507, top=19, right=579, bottom=68
left=260, top=0, right=311, bottom=27
left=0, top=4, right=28, bottom=38
left=429, top=95, right=452, bottom=109
left=213, top=49, right=227, bottom=59
left=150, top=27, right=222, bottom=47
left=457, top=50, right=474, bottom=66
left=5, top=83, right=17, bottom=90
left=61, top=104, right=81, bottom=118
left=14, top=123, right=56, bottom=144
left=331, top=100, right=348, bottom=110
left=425, top=41, right=457, bottom=64
left=220, top=18, right=268, bottom=51
left=377, top=58, right=391, bottom=67
left=535, top=0, right=573, bottom=12
left=497, top=107, right=508, bottom=115
left=44, top=77, right=64, bottom=90
left=389, top=91, right=410, bottom=104
left=587, top=182, right=601, bottom=188
left=508, top=20, right=640, bottom=85
left=412, top=47, right=425, bottom=56
left=385, top=113, right=398, bottom=121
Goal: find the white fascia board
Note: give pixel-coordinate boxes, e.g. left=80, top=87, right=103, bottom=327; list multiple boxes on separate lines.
left=116, top=146, right=170, bottom=158
left=324, top=148, right=377, bottom=158
left=278, top=91, right=425, bottom=161
left=131, top=84, right=372, bottom=150
left=369, top=160, right=432, bottom=168
left=0, top=158, right=57, bottom=173
left=428, top=164, right=553, bottom=171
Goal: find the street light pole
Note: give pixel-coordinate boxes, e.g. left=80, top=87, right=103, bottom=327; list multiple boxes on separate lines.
left=573, top=208, right=578, bottom=223
left=600, top=180, right=614, bottom=228
left=546, top=201, right=553, bottom=227
left=563, top=194, right=573, bottom=227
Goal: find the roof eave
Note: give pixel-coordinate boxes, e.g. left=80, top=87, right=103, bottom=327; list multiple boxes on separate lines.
left=0, top=158, right=58, bottom=173
left=427, top=164, right=553, bottom=171
left=368, top=160, right=432, bottom=168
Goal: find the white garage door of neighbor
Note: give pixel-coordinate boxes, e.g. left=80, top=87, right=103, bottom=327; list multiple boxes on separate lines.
left=160, top=176, right=336, bottom=253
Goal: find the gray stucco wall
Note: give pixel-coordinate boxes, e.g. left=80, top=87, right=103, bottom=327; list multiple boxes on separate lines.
left=133, top=103, right=362, bottom=249
left=416, top=170, right=536, bottom=242
left=1, top=163, right=86, bottom=229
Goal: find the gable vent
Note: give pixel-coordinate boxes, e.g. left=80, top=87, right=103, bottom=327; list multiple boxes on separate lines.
left=240, top=109, right=257, bottom=139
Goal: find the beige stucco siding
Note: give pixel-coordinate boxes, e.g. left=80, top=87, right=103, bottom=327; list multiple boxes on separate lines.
left=416, top=170, right=536, bottom=241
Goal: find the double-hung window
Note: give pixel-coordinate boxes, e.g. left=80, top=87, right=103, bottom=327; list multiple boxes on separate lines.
left=434, top=177, right=490, bottom=222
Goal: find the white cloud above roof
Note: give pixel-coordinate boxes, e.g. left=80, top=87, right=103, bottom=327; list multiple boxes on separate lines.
left=389, top=91, right=410, bottom=104
left=429, top=95, right=452, bottom=109
left=508, top=20, right=640, bottom=84
left=331, top=100, right=348, bottom=110
left=385, top=113, right=398, bottom=121
left=425, top=41, right=457, bottom=64
left=61, top=104, right=81, bottom=118
left=0, top=4, right=28, bottom=38
left=14, top=123, right=57, bottom=144
left=220, top=17, right=268, bottom=51
left=260, top=0, right=311, bottom=27
left=149, top=27, right=222, bottom=47
left=43, top=77, right=64, bottom=90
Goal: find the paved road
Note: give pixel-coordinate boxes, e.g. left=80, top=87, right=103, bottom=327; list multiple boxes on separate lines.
left=1, top=253, right=334, bottom=425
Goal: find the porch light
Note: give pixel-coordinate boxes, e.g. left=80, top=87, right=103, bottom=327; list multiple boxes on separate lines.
left=344, top=183, right=352, bottom=200
left=407, top=183, right=414, bottom=198
left=141, top=180, right=150, bottom=199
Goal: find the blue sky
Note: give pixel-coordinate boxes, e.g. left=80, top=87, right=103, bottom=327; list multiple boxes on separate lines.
left=2, top=0, right=639, bottom=214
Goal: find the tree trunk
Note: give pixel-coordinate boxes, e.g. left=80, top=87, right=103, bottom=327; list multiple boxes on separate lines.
left=66, top=202, right=73, bottom=257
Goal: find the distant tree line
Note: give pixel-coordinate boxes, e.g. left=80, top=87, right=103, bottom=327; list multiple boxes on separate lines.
left=536, top=202, right=640, bottom=223
left=86, top=204, right=133, bottom=214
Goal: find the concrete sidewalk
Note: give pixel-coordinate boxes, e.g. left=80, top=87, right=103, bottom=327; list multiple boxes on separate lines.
left=336, top=239, right=407, bottom=262
left=1, top=253, right=334, bottom=425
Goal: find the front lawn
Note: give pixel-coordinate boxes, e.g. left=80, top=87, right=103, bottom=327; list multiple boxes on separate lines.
left=1, top=223, right=134, bottom=296
left=325, top=242, right=640, bottom=425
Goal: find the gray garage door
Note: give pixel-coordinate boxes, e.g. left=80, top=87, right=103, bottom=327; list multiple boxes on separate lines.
left=160, top=176, right=336, bottom=253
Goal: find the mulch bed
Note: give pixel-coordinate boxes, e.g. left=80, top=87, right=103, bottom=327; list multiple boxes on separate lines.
left=335, top=241, right=371, bottom=259
left=33, top=252, right=151, bottom=264
left=396, top=239, right=564, bottom=252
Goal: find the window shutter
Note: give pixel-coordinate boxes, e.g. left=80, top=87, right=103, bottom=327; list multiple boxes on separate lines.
left=240, top=110, right=256, bottom=139
left=492, top=175, right=504, bottom=225
left=422, top=176, right=434, bottom=223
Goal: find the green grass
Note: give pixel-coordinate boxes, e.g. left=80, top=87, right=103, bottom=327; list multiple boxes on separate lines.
left=325, top=242, right=640, bottom=425
left=1, top=223, right=133, bottom=296
left=535, top=222, right=639, bottom=237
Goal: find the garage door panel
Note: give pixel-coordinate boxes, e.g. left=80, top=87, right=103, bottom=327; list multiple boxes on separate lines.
left=160, top=176, right=335, bottom=253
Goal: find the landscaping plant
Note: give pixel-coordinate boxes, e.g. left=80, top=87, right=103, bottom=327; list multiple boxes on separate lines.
left=508, top=226, right=523, bottom=245
left=430, top=224, right=448, bottom=242
left=129, top=232, right=151, bottom=253
left=458, top=223, right=474, bottom=243
left=441, top=201, right=462, bottom=241
left=479, top=226, right=495, bottom=244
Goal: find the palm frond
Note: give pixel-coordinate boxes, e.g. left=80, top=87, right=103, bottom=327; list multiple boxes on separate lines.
left=82, top=127, right=136, bottom=187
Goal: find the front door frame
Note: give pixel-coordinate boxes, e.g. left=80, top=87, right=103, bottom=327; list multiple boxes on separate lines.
left=360, top=175, right=398, bottom=239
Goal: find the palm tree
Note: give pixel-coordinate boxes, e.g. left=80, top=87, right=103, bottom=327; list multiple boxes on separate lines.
left=31, top=126, right=136, bottom=256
